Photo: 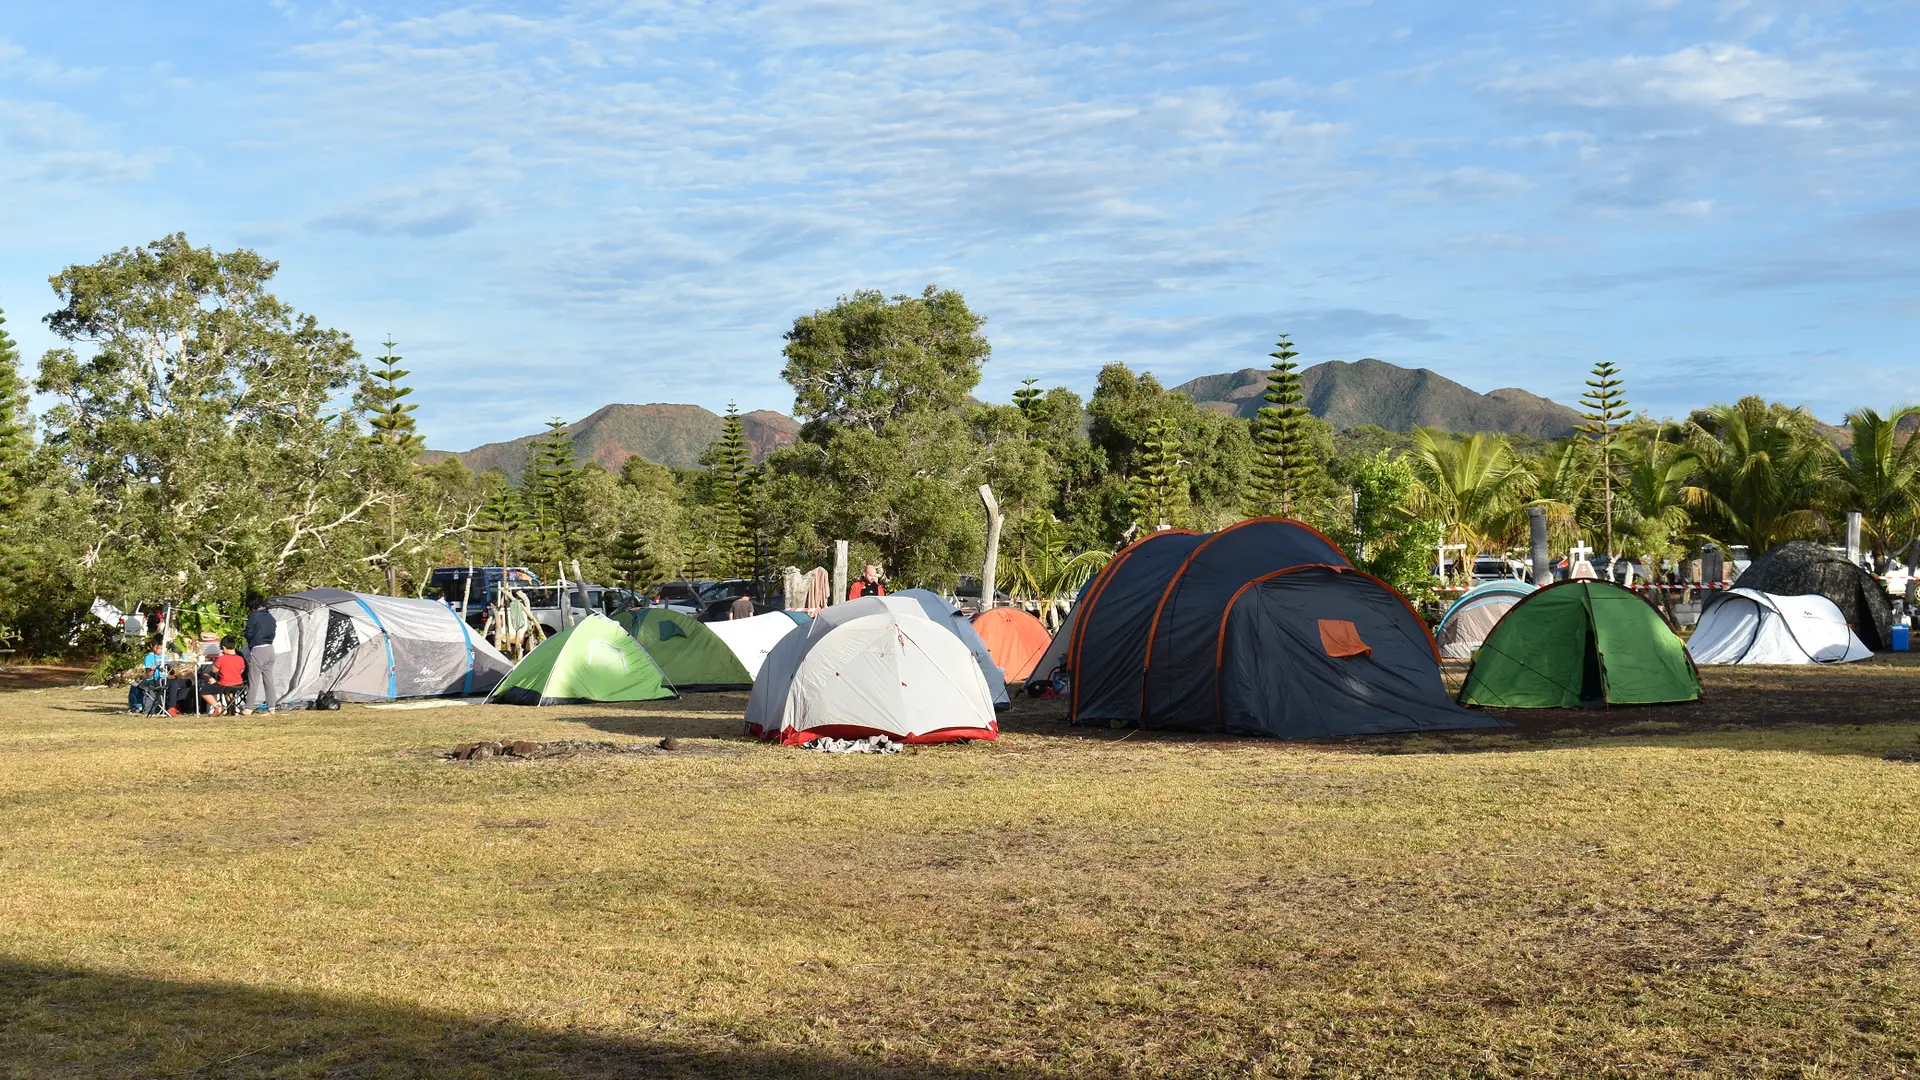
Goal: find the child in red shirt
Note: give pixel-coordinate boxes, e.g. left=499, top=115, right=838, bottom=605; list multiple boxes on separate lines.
left=201, top=637, right=247, bottom=714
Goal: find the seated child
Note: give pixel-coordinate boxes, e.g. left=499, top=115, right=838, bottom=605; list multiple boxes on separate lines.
left=200, top=636, right=247, bottom=714
left=129, top=637, right=166, bottom=712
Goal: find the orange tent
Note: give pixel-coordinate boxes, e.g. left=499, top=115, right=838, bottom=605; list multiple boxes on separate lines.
left=971, top=608, right=1054, bottom=683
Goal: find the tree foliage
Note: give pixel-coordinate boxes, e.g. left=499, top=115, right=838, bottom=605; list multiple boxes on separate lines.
left=1828, top=407, right=1920, bottom=570
left=1683, top=397, right=1832, bottom=554
left=1577, top=361, right=1629, bottom=557
left=359, top=337, right=424, bottom=457
left=1247, top=335, right=1320, bottom=518
left=780, top=286, right=988, bottom=435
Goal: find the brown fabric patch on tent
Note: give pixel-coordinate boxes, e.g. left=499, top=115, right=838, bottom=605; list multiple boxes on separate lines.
left=1318, top=619, right=1371, bottom=659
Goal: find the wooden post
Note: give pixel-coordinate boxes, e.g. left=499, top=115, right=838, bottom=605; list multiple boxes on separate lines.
left=556, top=562, right=572, bottom=628
left=571, top=558, right=591, bottom=618
left=978, top=484, right=1002, bottom=612
left=832, top=541, right=849, bottom=606
left=1846, top=511, right=1863, bottom=567
left=1528, top=506, right=1550, bottom=586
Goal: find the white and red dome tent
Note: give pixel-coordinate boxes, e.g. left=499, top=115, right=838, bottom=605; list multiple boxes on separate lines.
left=745, top=596, right=999, bottom=745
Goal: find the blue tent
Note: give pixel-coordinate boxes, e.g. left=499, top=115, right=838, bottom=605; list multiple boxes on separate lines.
left=1435, top=580, right=1537, bottom=660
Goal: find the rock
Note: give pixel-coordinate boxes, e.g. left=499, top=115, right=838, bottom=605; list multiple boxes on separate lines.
left=658, top=737, right=681, bottom=751
left=509, top=740, right=540, bottom=757
left=469, top=744, right=495, bottom=760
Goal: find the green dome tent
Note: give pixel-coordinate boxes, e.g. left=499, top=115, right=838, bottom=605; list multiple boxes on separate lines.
left=1458, top=580, right=1700, bottom=709
left=613, top=608, right=753, bottom=691
left=489, top=613, right=676, bottom=706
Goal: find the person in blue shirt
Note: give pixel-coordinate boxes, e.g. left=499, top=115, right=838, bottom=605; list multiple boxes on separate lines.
left=243, top=594, right=280, bottom=715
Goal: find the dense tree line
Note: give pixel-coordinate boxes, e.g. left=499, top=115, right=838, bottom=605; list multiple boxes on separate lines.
left=0, top=235, right=1913, bottom=655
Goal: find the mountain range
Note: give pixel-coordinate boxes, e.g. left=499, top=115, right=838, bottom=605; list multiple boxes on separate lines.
left=1172, top=358, right=1584, bottom=438
left=427, top=359, right=1585, bottom=474
left=423, top=404, right=800, bottom=477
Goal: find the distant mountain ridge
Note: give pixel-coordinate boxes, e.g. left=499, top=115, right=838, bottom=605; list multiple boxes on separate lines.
left=424, top=403, right=800, bottom=478
left=1175, top=357, right=1584, bottom=438
left=430, top=360, right=1587, bottom=476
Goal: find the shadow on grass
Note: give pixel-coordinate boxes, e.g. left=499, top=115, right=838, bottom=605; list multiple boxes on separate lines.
left=0, top=956, right=1068, bottom=1080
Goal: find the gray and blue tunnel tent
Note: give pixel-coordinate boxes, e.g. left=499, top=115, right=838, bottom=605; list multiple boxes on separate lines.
left=893, top=588, right=1011, bottom=709
left=1067, top=518, right=1498, bottom=738
left=1434, top=579, right=1537, bottom=659
left=265, top=589, right=513, bottom=705
left=1735, top=540, right=1893, bottom=651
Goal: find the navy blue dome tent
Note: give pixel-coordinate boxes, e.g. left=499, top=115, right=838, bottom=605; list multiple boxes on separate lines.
left=1066, top=518, right=1496, bottom=739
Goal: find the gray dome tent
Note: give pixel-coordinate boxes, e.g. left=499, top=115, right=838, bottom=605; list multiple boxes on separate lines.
left=266, top=589, right=513, bottom=704
left=1733, top=541, right=1891, bottom=651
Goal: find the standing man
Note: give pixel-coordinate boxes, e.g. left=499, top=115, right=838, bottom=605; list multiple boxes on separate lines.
left=848, top=564, right=887, bottom=599
left=243, top=593, right=280, bottom=716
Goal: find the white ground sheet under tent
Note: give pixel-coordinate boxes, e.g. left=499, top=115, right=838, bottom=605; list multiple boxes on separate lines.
left=892, top=588, right=1010, bottom=708
left=267, top=589, right=512, bottom=704
left=1687, top=588, right=1872, bottom=665
left=745, top=596, right=998, bottom=744
left=704, top=611, right=800, bottom=679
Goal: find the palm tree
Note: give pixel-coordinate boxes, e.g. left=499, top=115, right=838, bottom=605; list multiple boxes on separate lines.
left=1008, top=517, right=1112, bottom=629
left=1683, top=397, right=1833, bottom=554
left=1618, top=431, right=1699, bottom=567
left=1406, top=429, right=1537, bottom=558
left=1828, top=406, right=1920, bottom=571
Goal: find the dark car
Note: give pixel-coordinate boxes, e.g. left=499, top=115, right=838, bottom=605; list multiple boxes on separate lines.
left=952, top=576, right=1014, bottom=612
left=694, top=579, right=758, bottom=621
left=651, top=580, right=709, bottom=611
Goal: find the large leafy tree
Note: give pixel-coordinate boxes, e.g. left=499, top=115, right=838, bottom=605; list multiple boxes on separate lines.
left=1247, top=335, right=1320, bottom=518
left=1085, top=362, right=1263, bottom=540
left=34, top=234, right=375, bottom=600
left=780, top=286, right=989, bottom=435
left=1827, top=406, right=1920, bottom=571
left=759, top=287, right=999, bottom=586
left=1340, top=451, right=1444, bottom=607
left=1684, top=397, right=1833, bottom=555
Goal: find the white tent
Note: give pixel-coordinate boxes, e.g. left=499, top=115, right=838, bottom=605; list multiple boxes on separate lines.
left=704, top=611, right=800, bottom=679
left=267, top=589, right=513, bottom=703
left=1687, top=588, right=1872, bottom=665
left=745, top=596, right=998, bottom=744
left=893, top=589, right=1010, bottom=708
left=1023, top=602, right=1079, bottom=692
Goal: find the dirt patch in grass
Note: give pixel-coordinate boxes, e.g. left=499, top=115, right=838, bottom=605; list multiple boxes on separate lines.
left=445, top=736, right=739, bottom=761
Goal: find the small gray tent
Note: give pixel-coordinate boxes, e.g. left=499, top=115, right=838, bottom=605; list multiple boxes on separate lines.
left=1734, top=541, right=1891, bottom=651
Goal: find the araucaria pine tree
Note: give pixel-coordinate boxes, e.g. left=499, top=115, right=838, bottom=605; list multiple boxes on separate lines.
left=711, top=402, right=756, bottom=577
left=608, top=527, right=663, bottom=591
left=1131, top=416, right=1188, bottom=531
left=1013, top=378, right=1043, bottom=416
left=523, top=418, right=579, bottom=565
left=473, top=488, right=527, bottom=565
left=1248, top=334, right=1318, bottom=518
left=359, top=337, right=424, bottom=457
left=1577, top=361, right=1630, bottom=559
left=0, top=302, right=29, bottom=505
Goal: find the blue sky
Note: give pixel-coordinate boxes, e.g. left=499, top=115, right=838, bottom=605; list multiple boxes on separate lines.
left=3, top=1, right=1917, bottom=449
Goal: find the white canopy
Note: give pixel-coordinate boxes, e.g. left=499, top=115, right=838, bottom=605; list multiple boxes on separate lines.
left=1687, top=588, right=1872, bottom=665
left=704, top=611, right=800, bottom=679
left=745, top=596, right=997, bottom=744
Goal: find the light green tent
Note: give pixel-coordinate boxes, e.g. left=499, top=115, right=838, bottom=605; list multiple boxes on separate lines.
left=489, top=613, right=676, bottom=706
left=1458, top=580, right=1700, bottom=708
left=612, top=608, right=752, bottom=691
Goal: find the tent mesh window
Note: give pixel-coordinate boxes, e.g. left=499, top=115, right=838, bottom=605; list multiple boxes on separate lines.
left=321, top=611, right=359, bottom=672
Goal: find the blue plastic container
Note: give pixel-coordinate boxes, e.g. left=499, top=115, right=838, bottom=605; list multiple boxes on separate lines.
left=1894, top=623, right=1911, bottom=652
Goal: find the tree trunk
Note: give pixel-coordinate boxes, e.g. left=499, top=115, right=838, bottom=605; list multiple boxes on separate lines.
left=832, top=541, right=849, bottom=606
left=978, top=484, right=1002, bottom=612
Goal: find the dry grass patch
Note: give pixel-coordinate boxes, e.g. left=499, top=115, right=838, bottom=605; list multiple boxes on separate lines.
left=2, top=664, right=1919, bottom=1078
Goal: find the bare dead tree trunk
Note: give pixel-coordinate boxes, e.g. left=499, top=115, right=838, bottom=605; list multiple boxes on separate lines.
left=978, top=484, right=1002, bottom=612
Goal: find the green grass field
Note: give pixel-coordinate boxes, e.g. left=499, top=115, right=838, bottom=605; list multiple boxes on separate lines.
left=2, top=662, right=1918, bottom=1078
